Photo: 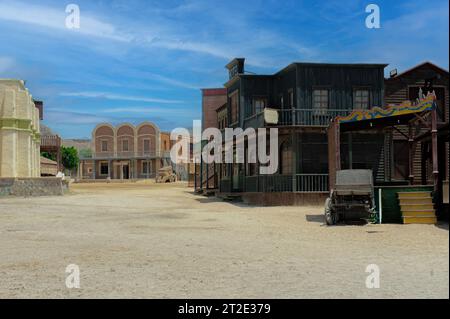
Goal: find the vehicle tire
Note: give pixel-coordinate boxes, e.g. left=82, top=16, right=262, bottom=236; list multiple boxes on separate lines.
left=324, top=198, right=337, bottom=225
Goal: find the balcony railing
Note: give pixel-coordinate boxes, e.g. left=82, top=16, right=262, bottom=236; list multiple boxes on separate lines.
left=91, top=151, right=161, bottom=159
left=242, top=174, right=329, bottom=193
left=295, top=174, right=329, bottom=192
left=40, top=134, right=61, bottom=148
left=278, top=109, right=351, bottom=126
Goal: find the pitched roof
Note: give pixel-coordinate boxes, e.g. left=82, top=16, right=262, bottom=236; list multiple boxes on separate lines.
left=388, top=61, right=449, bottom=80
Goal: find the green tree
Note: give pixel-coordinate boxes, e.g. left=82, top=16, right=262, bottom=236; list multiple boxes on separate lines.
left=41, top=151, right=56, bottom=161
left=61, top=146, right=79, bottom=172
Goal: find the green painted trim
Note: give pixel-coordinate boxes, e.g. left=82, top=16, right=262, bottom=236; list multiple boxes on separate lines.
left=0, top=118, right=32, bottom=130
left=0, top=118, right=41, bottom=139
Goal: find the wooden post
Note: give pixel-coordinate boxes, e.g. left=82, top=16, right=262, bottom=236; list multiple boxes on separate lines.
left=348, top=133, right=352, bottom=169
left=408, top=123, right=415, bottom=184
left=431, top=108, right=439, bottom=194
left=335, top=122, right=341, bottom=171
left=328, top=120, right=340, bottom=190
left=292, top=129, right=297, bottom=192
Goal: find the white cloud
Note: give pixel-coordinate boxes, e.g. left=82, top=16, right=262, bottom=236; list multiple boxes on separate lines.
left=44, top=110, right=111, bottom=125
left=0, top=1, right=132, bottom=42
left=59, top=91, right=183, bottom=104
left=0, top=1, right=312, bottom=69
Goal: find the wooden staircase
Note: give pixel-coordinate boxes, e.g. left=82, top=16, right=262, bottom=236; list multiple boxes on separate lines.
left=398, top=192, right=437, bottom=224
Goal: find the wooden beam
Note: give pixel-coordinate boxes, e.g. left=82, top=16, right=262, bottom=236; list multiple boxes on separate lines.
left=411, top=112, right=431, bottom=129
left=391, top=125, right=409, bottom=140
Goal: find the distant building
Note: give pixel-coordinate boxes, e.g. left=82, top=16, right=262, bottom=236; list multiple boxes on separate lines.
left=78, top=122, right=171, bottom=180
left=194, top=88, right=227, bottom=191
left=0, top=79, right=41, bottom=177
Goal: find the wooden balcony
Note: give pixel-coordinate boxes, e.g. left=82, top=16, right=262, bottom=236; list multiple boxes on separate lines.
left=278, top=109, right=351, bottom=126
left=90, top=150, right=168, bottom=159
left=243, top=108, right=353, bottom=128
left=40, top=135, right=61, bottom=151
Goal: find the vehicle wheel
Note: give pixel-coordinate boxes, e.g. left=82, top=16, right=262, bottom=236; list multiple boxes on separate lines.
left=324, top=198, right=337, bottom=225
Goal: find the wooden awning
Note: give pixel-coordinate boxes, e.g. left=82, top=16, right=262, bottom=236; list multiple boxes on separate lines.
left=327, top=93, right=439, bottom=190
left=334, top=94, right=436, bottom=132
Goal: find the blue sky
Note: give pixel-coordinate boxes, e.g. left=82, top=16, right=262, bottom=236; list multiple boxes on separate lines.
left=0, top=0, right=448, bottom=138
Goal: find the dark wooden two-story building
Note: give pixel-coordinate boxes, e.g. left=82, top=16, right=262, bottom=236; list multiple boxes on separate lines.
left=215, top=58, right=388, bottom=204
left=196, top=58, right=448, bottom=215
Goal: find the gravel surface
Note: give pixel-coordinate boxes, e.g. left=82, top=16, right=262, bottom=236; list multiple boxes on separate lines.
left=0, top=181, right=448, bottom=298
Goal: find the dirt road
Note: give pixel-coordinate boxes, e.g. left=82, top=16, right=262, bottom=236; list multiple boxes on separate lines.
left=0, top=181, right=448, bottom=298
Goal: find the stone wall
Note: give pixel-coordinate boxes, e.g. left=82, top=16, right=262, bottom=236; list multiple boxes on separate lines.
left=0, top=177, right=65, bottom=197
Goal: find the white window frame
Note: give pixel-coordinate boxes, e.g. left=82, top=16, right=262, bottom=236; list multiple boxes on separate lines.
left=312, top=89, right=329, bottom=109
left=353, top=89, right=370, bottom=110
left=142, top=160, right=152, bottom=175
left=100, top=140, right=108, bottom=152
left=122, top=139, right=129, bottom=152
left=143, top=139, right=151, bottom=153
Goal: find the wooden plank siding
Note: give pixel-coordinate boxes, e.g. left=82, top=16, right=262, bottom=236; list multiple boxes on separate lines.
left=385, top=62, right=449, bottom=184
left=221, top=60, right=388, bottom=193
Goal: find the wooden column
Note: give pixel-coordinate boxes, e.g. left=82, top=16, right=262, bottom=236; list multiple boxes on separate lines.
left=292, top=129, right=297, bottom=192
left=431, top=108, right=439, bottom=193
left=328, top=120, right=340, bottom=190
left=408, top=123, right=415, bottom=184
left=348, top=133, right=353, bottom=169
left=335, top=123, right=341, bottom=171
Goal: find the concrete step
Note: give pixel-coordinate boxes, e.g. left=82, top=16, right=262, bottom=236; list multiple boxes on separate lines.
left=399, top=197, right=433, bottom=205
left=397, top=192, right=431, bottom=199
left=403, top=216, right=437, bottom=224
left=402, top=211, right=436, bottom=217
left=400, top=203, right=434, bottom=211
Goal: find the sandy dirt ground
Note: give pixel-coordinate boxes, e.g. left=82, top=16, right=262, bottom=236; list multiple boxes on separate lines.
left=0, top=181, right=448, bottom=299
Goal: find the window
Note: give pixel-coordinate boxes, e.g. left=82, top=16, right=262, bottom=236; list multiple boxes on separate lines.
left=230, top=92, right=238, bottom=124
left=142, top=161, right=152, bottom=175
left=122, top=139, right=129, bottom=152
left=101, top=140, right=108, bottom=152
left=353, top=89, right=370, bottom=110
left=253, top=97, right=267, bottom=114
left=100, top=162, right=109, bottom=175
left=313, top=89, right=329, bottom=109
left=143, top=139, right=150, bottom=153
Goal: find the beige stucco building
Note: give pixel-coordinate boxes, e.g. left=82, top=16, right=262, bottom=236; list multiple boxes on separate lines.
left=78, top=122, right=173, bottom=180
left=0, top=79, right=41, bottom=177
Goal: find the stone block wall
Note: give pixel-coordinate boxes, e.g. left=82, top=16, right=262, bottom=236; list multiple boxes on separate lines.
left=0, top=177, right=65, bottom=197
